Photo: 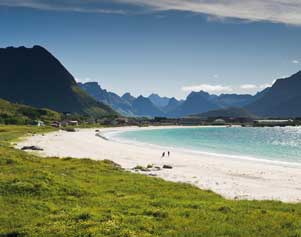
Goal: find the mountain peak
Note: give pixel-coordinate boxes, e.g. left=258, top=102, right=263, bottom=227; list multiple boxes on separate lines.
left=149, top=93, right=159, bottom=97
left=122, top=92, right=133, bottom=97
left=33, top=45, right=45, bottom=49
left=148, top=93, right=170, bottom=108
left=83, top=81, right=101, bottom=87
left=169, top=97, right=178, bottom=102
left=121, top=92, right=136, bottom=104
left=187, top=90, right=210, bottom=99
left=79, top=82, right=103, bottom=93
left=137, top=95, right=146, bottom=100
left=132, top=95, right=164, bottom=117
left=2, top=45, right=46, bottom=51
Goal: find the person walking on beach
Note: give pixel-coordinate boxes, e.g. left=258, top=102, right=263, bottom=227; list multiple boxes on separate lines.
left=168, top=151, right=170, bottom=157
left=162, top=152, right=165, bottom=158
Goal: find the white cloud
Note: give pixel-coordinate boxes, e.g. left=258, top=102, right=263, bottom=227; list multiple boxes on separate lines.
left=75, top=77, right=93, bottom=83
left=240, top=84, right=258, bottom=90
left=259, top=84, right=271, bottom=89
left=118, top=0, right=301, bottom=25
left=259, top=80, right=276, bottom=89
left=2, top=0, right=301, bottom=25
left=292, top=60, right=299, bottom=64
left=182, top=81, right=275, bottom=95
left=182, top=84, right=233, bottom=94
left=0, top=0, right=126, bottom=14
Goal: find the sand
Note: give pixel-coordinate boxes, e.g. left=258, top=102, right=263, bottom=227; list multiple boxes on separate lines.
left=16, top=126, right=301, bottom=202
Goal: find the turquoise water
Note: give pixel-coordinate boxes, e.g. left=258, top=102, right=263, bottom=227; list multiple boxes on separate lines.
left=115, top=127, right=301, bottom=164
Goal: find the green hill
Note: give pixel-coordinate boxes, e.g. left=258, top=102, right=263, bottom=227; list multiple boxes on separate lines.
left=0, top=99, right=61, bottom=125
left=0, top=46, right=116, bottom=117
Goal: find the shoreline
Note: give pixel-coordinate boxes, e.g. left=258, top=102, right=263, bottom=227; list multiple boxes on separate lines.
left=16, top=126, right=301, bottom=202
left=104, top=126, right=301, bottom=169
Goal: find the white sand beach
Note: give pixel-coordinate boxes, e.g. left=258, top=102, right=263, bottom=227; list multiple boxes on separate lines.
left=16, top=126, right=301, bottom=202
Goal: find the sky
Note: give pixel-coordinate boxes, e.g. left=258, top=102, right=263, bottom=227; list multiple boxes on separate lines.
left=1, top=0, right=301, bottom=99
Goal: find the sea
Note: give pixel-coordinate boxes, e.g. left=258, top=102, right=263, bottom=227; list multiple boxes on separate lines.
left=113, top=126, right=301, bottom=164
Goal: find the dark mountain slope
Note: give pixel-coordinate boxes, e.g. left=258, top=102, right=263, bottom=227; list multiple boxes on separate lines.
left=246, top=71, right=301, bottom=117
left=0, top=46, right=115, bottom=117
left=214, top=94, right=254, bottom=107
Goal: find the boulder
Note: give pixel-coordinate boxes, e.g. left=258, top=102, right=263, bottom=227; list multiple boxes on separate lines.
left=21, top=146, right=43, bottom=151
left=133, top=165, right=150, bottom=172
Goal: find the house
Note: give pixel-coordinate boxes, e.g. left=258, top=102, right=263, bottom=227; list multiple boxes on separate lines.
left=60, top=120, right=79, bottom=127
left=68, top=120, right=79, bottom=126
left=35, top=120, right=45, bottom=127
left=115, top=117, right=129, bottom=125
left=51, top=121, right=61, bottom=128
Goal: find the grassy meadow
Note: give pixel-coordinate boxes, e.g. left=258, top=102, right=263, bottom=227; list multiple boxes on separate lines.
left=0, top=126, right=301, bottom=236
left=0, top=99, right=61, bottom=125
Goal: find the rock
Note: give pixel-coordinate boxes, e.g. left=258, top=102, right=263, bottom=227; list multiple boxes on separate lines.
left=163, top=165, right=173, bottom=169
left=148, top=173, right=158, bottom=177
left=218, top=206, right=232, bottom=213
left=63, top=127, right=76, bottom=132
left=21, top=146, right=43, bottom=151
left=133, top=165, right=151, bottom=172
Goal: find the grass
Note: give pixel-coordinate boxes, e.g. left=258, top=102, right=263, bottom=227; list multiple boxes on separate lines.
left=0, top=126, right=301, bottom=236
left=0, top=99, right=61, bottom=125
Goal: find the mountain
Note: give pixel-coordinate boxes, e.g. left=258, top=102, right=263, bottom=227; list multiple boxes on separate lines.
left=164, top=89, right=271, bottom=118
left=193, top=107, right=258, bottom=119
left=79, top=83, right=166, bottom=117
left=148, top=93, right=170, bottom=108
left=0, top=46, right=115, bottom=117
left=213, top=94, right=254, bottom=107
left=131, top=96, right=165, bottom=117
left=78, top=82, right=133, bottom=115
left=168, top=91, right=221, bottom=117
left=122, top=93, right=136, bottom=104
left=246, top=71, right=301, bottom=117
left=164, top=97, right=182, bottom=113
left=0, top=98, right=61, bottom=125
left=252, top=87, right=271, bottom=101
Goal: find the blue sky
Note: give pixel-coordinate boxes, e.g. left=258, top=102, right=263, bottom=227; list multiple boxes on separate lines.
left=1, top=0, right=301, bottom=99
